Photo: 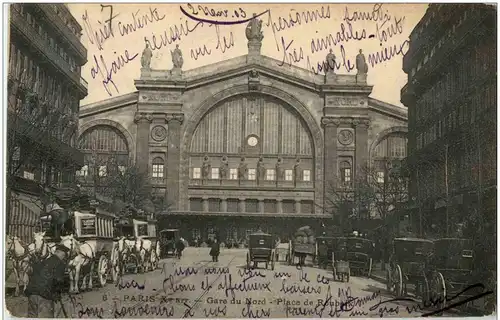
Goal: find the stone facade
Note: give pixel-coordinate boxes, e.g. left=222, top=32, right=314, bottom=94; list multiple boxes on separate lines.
left=80, top=28, right=407, bottom=241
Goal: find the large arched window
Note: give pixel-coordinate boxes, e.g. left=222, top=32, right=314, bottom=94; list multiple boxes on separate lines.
left=372, top=132, right=408, bottom=183
left=77, top=125, right=129, bottom=177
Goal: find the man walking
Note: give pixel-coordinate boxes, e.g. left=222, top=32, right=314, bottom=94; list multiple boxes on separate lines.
left=25, top=244, right=69, bottom=318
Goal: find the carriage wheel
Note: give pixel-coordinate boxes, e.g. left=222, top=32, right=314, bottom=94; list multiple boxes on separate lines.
left=98, top=255, right=109, bottom=287
left=421, top=274, right=430, bottom=304
left=246, top=252, right=251, bottom=269
left=386, top=266, right=393, bottom=292
left=394, top=264, right=403, bottom=297
left=367, top=258, right=373, bottom=278
left=432, top=272, right=446, bottom=311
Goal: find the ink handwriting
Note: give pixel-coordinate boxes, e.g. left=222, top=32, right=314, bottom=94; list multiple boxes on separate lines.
left=90, top=50, right=138, bottom=96
left=117, top=7, right=165, bottom=37
left=115, top=278, right=146, bottom=290
left=113, top=300, right=175, bottom=318
left=180, top=5, right=268, bottom=25
left=218, top=274, right=271, bottom=298
left=82, top=4, right=118, bottom=51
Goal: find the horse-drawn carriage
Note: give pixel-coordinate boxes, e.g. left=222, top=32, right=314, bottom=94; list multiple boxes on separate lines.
left=114, top=218, right=159, bottom=274
left=288, top=226, right=316, bottom=266
left=246, top=232, right=275, bottom=270
left=159, top=229, right=180, bottom=258
left=345, top=237, right=374, bottom=277
left=386, top=237, right=434, bottom=299
left=427, top=238, right=476, bottom=311
left=39, top=209, right=118, bottom=293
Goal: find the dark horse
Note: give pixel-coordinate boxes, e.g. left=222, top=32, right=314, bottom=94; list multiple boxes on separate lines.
left=42, top=186, right=82, bottom=239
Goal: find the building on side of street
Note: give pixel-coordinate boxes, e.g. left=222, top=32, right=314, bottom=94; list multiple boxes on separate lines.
left=7, top=4, right=88, bottom=242
left=79, top=21, right=407, bottom=243
left=402, top=4, right=496, bottom=239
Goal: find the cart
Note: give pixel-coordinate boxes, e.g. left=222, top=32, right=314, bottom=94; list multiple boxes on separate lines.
left=316, top=236, right=335, bottom=269
left=246, top=232, right=275, bottom=270
left=387, top=237, right=434, bottom=299
left=159, top=229, right=179, bottom=258
left=429, top=238, right=477, bottom=311
left=332, top=237, right=350, bottom=282
left=288, top=226, right=316, bottom=266
left=345, top=237, right=374, bottom=277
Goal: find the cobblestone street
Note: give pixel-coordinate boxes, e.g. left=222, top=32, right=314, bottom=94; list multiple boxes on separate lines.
left=6, top=248, right=457, bottom=318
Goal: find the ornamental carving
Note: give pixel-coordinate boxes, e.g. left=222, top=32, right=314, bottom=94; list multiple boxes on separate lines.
left=326, top=97, right=360, bottom=106
left=165, top=113, right=184, bottom=124
left=338, top=130, right=354, bottom=146
left=140, top=93, right=180, bottom=102
left=151, top=125, right=167, bottom=141
left=134, top=112, right=153, bottom=123
left=353, top=118, right=371, bottom=128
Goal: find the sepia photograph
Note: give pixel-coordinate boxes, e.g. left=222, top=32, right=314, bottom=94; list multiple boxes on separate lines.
left=3, top=2, right=497, bottom=318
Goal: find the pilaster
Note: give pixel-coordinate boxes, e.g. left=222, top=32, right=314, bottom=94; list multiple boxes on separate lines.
left=239, top=198, right=246, bottom=213
left=321, top=116, right=340, bottom=185
left=294, top=200, right=301, bottom=214
left=134, top=112, right=153, bottom=174
left=165, top=113, right=184, bottom=209
left=353, top=118, right=371, bottom=177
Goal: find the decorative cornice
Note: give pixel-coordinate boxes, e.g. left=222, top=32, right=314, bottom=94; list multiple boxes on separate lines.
left=321, top=117, right=341, bottom=127
left=165, top=113, right=184, bottom=124
left=134, top=112, right=153, bottom=123
left=353, top=118, right=371, bottom=128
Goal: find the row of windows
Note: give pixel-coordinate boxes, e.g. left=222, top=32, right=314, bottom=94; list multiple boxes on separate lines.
left=13, top=4, right=81, bottom=73
left=76, top=165, right=127, bottom=177
left=190, top=198, right=314, bottom=214
left=416, top=83, right=495, bottom=150
left=411, top=8, right=469, bottom=76
left=192, top=167, right=312, bottom=181
left=9, top=42, right=79, bottom=116
left=414, top=45, right=494, bottom=123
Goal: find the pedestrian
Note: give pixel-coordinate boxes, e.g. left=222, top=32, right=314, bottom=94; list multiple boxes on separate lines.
left=210, top=238, right=220, bottom=262
left=176, top=238, right=186, bottom=259
left=25, top=244, right=69, bottom=318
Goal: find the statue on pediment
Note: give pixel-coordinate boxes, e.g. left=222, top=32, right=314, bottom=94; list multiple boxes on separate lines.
left=171, top=44, right=184, bottom=69
left=141, top=39, right=153, bottom=68
left=246, top=13, right=264, bottom=42
left=325, top=49, right=336, bottom=74
left=238, top=157, right=248, bottom=180
left=257, top=157, right=265, bottom=182
left=220, top=156, right=229, bottom=179
left=202, top=155, right=211, bottom=179
left=356, top=49, right=368, bottom=75
left=293, top=158, right=301, bottom=182
left=276, top=158, right=284, bottom=181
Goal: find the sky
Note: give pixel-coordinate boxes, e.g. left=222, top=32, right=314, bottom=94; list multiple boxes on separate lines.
left=68, top=3, right=428, bottom=108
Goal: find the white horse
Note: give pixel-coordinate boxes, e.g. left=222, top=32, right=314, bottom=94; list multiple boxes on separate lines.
left=6, top=235, right=35, bottom=296
left=32, top=231, right=57, bottom=261
left=135, top=237, right=153, bottom=272
left=111, top=237, right=131, bottom=280
left=149, top=240, right=161, bottom=270
left=60, top=234, right=95, bottom=293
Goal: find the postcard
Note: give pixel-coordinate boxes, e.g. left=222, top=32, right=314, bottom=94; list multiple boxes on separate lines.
left=5, top=3, right=496, bottom=318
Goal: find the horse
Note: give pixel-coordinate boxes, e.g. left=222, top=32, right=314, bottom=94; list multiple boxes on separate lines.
left=111, top=237, right=131, bottom=280
left=134, top=237, right=153, bottom=272
left=32, top=231, right=57, bottom=261
left=60, top=234, right=95, bottom=293
left=6, top=235, right=35, bottom=296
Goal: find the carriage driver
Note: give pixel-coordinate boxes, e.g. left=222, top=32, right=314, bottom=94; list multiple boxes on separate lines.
left=25, top=244, right=69, bottom=318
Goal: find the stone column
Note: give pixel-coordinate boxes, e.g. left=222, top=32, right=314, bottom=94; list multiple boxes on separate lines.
left=322, top=117, right=340, bottom=203
left=202, top=197, right=209, bottom=212
left=239, top=198, right=246, bottom=213
left=134, top=112, right=153, bottom=174
left=277, top=199, right=283, bottom=214
left=165, top=113, right=184, bottom=210
left=221, top=198, right=228, bottom=213
left=354, top=119, right=370, bottom=177
left=295, top=200, right=301, bottom=214
left=258, top=199, right=265, bottom=214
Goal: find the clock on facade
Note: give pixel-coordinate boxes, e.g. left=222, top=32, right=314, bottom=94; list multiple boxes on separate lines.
left=247, top=136, right=258, bottom=147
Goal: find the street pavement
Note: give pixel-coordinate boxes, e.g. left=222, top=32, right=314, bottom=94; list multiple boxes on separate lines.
left=5, top=247, right=454, bottom=318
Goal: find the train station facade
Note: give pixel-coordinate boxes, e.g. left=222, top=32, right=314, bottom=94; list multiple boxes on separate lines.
left=79, top=41, right=407, bottom=243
